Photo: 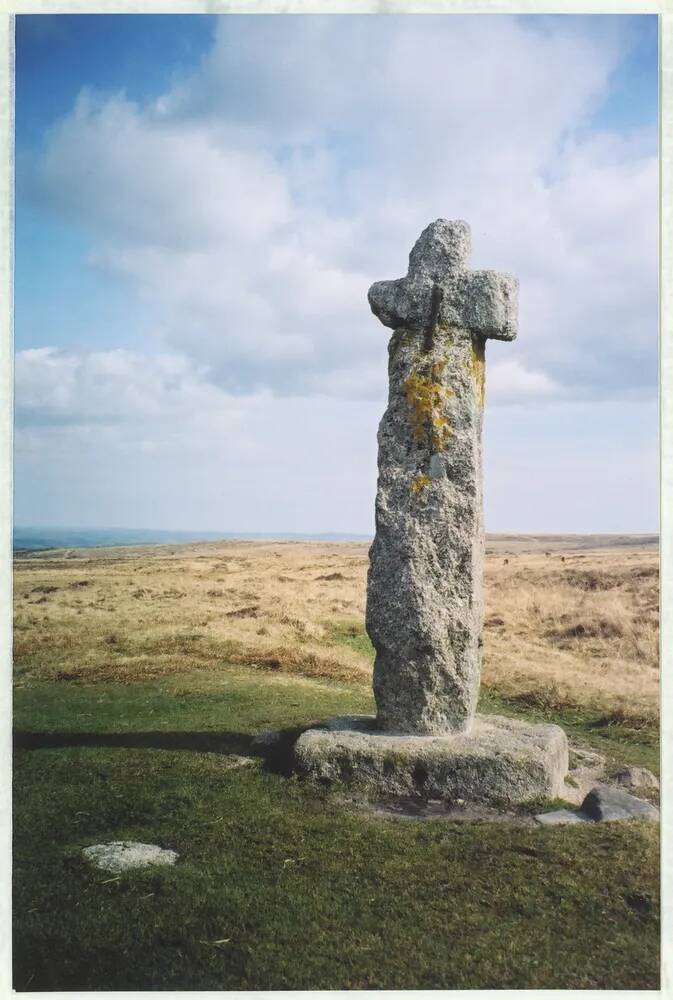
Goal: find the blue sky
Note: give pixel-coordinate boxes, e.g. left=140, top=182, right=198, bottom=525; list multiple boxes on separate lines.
left=14, top=13, right=659, bottom=533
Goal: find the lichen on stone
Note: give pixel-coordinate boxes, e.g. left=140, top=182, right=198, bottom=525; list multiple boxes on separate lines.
left=436, top=322, right=455, bottom=346
left=410, top=473, right=432, bottom=494
left=404, top=358, right=453, bottom=451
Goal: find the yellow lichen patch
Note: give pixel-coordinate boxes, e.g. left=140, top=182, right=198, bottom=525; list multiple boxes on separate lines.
left=470, top=336, right=486, bottom=406
left=431, top=358, right=447, bottom=380
left=410, top=473, right=432, bottom=494
left=404, top=358, right=453, bottom=451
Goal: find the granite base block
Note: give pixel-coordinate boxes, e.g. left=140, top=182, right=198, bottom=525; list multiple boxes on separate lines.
left=294, top=713, right=568, bottom=804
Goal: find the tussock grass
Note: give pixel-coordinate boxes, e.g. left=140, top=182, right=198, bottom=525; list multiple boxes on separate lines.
left=481, top=550, right=659, bottom=725
left=14, top=540, right=658, bottom=723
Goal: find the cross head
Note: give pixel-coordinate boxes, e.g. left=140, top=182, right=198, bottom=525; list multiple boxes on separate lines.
left=368, top=219, right=518, bottom=344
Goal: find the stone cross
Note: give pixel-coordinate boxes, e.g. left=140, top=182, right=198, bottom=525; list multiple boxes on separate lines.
left=366, top=219, right=518, bottom=735
left=295, top=228, right=565, bottom=802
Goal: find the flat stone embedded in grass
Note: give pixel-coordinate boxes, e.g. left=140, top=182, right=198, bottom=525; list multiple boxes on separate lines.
left=358, top=797, right=535, bottom=825
left=82, top=841, right=179, bottom=873
left=534, top=809, right=589, bottom=826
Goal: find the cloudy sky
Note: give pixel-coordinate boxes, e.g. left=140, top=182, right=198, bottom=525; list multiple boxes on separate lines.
left=14, top=13, right=658, bottom=534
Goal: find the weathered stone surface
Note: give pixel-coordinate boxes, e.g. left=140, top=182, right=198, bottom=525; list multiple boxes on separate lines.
left=358, top=797, right=534, bottom=825
left=82, top=841, right=178, bottom=873
left=581, top=785, right=660, bottom=823
left=613, top=766, right=659, bottom=790
left=366, top=219, right=518, bottom=734
left=294, top=713, right=567, bottom=804
left=534, top=809, right=589, bottom=827
left=568, top=746, right=606, bottom=769
left=562, top=748, right=607, bottom=805
left=562, top=765, right=606, bottom=806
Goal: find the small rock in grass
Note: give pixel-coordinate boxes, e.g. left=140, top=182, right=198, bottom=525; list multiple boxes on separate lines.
left=581, top=785, right=659, bottom=823
left=223, top=754, right=255, bottom=770
left=534, top=809, right=589, bottom=826
left=83, top=842, right=178, bottom=873
left=613, top=766, right=659, bottom=790
left=568, top=746, right=606, bottom=769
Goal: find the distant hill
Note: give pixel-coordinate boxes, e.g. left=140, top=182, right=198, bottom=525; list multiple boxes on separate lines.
left=14, top=526, right=657, bottom=556
left=485, top=533, right=658, bottom=554
left=13, top=526, right=372, bottom=553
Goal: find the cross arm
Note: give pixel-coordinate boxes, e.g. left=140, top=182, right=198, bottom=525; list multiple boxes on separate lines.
left=368, top=277, right=436, bottom=332
left=461, top=270, right=519, bottom=341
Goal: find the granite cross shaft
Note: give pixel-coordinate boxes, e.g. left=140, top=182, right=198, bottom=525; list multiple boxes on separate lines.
left=366, top=219, right=518, bottom=735
left=293, top=220, right=568, bottom=803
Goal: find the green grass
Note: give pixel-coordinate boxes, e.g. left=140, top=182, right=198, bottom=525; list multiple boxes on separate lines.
left=330, top=619, right=375, bottom=658
left=331, top=620, right=659, bottom=774
left=14, top=667, right=375, bottom=736
left=478, top=689, right=659, bottom=775
left=14, top=667, right=660, bottom=990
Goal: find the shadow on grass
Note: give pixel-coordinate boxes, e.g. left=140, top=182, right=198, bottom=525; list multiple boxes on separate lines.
left=13, top=725, right=311, bottom=776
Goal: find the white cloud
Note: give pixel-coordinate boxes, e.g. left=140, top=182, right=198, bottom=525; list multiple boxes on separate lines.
left=22, top=15, right=657, bottom=406
left=15, top=346, right=272, bottom=455
left=15, top=16, right=658, bottom=533
left=14, top=347, right=656, bottom=533
left=486, top=359, right=561, bottom=404
left=32, top=89, right=293, bottom=248
left=14, top=347, right=381, bottom=532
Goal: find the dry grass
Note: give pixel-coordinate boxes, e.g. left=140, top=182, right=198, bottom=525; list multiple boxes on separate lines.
left=482, top=550, right=658, bottom=722
left=13, top=538, right=659, bottom=724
